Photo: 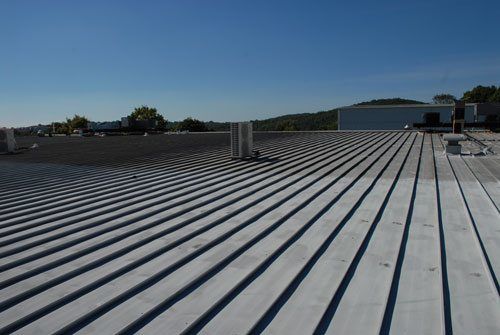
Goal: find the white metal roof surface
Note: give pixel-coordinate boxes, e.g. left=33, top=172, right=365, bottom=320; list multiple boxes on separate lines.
left=0, top=131, right=499, bottom=334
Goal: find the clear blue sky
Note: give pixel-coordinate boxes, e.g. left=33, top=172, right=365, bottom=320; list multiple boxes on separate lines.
left=1, top=0, right=499, bottom=127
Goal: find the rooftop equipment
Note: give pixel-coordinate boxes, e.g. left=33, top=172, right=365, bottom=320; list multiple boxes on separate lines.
left=443, top=133, right=466, bottom=155
left=452, top=101, right=465, bottom=134
left=0, top=128, right=16, bottom=154
left=230, top=122, right=256, bottom=159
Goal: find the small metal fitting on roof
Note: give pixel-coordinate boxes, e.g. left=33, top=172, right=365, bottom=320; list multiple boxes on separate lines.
left=443, top=133, right=466, bottom=155
left=442, top=134, right=466, bottom=142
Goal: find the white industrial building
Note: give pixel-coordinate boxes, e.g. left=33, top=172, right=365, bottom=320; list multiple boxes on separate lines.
left=338, top=103, right=476, bottom=130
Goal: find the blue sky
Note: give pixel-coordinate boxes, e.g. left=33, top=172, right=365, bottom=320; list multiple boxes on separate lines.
left=1, top=0, right=499, bottom=126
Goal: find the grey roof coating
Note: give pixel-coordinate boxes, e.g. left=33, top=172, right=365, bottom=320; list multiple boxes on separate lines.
left=0, top=131, right=499, bottom=335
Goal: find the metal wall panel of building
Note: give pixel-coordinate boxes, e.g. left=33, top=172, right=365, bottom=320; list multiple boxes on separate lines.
left=338, top=105, right=475, bottom=130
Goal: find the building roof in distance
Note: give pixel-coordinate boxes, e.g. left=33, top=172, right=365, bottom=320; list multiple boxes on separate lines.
left=0, top=131, right=499, bottom=334
left=339, top=103, right=478, bottom=110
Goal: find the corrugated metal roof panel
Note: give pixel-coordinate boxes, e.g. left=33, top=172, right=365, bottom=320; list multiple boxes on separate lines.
left=0, top=131, right=498, bottom=334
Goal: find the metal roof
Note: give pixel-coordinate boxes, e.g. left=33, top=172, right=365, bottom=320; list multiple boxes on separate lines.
left=0, top=131, right=499, bottom=334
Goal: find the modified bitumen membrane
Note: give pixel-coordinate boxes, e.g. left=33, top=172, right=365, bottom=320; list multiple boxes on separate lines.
left=0, top=131, right=499, bottom=334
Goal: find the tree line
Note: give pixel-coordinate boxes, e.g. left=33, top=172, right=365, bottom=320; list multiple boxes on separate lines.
left=49, top=106, right=212, bottom=134
left=43, top=84, right=500, bottom=134
left=433, top=85, right=500, bottom=104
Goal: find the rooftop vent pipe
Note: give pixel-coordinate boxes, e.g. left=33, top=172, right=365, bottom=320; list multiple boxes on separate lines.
left=0, top=128, right=16, bottom=154
left=230, top=122, right=257, bottom=159
left=452, top=101, right=465, bottom=134
left=443, top=133, right=466, bottom=155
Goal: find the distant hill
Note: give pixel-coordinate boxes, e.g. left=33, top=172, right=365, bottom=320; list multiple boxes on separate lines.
left=355, top=98, right=425, bottom=106
left=197, top=109, right=338, bottom=132
left=252, top=109, right=338, bottom=131
left=176, top=97, right=425, bottom=132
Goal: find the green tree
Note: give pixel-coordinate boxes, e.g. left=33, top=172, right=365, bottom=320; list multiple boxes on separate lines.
left=252, top=109, right=338, bottom=131
left=66, top=114, right=89, bottom=132
left=276, top=120, right=298, bottom=131
left=177, top=117, right=208, bottom=132
left=462, top=85, right=498, bottom=103
left=488, top=88, right=500, bottom=103
left=432, top=93, right=457, bottom=104
left=129, top=105, right=167, bottom=130
left=53, top=121, right=70, bottom=134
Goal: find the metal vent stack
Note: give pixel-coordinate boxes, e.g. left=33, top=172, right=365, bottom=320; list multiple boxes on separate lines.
left=230, top=122, right=253, bottom=159
left=443, top=133, right=465, bottom=155
left=453, top=101, right=465, bottom=133
left=0, top=128, right=16, bottom=154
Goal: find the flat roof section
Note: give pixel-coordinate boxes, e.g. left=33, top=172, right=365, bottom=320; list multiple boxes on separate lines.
left=0, top=131, right=499, bottom=334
